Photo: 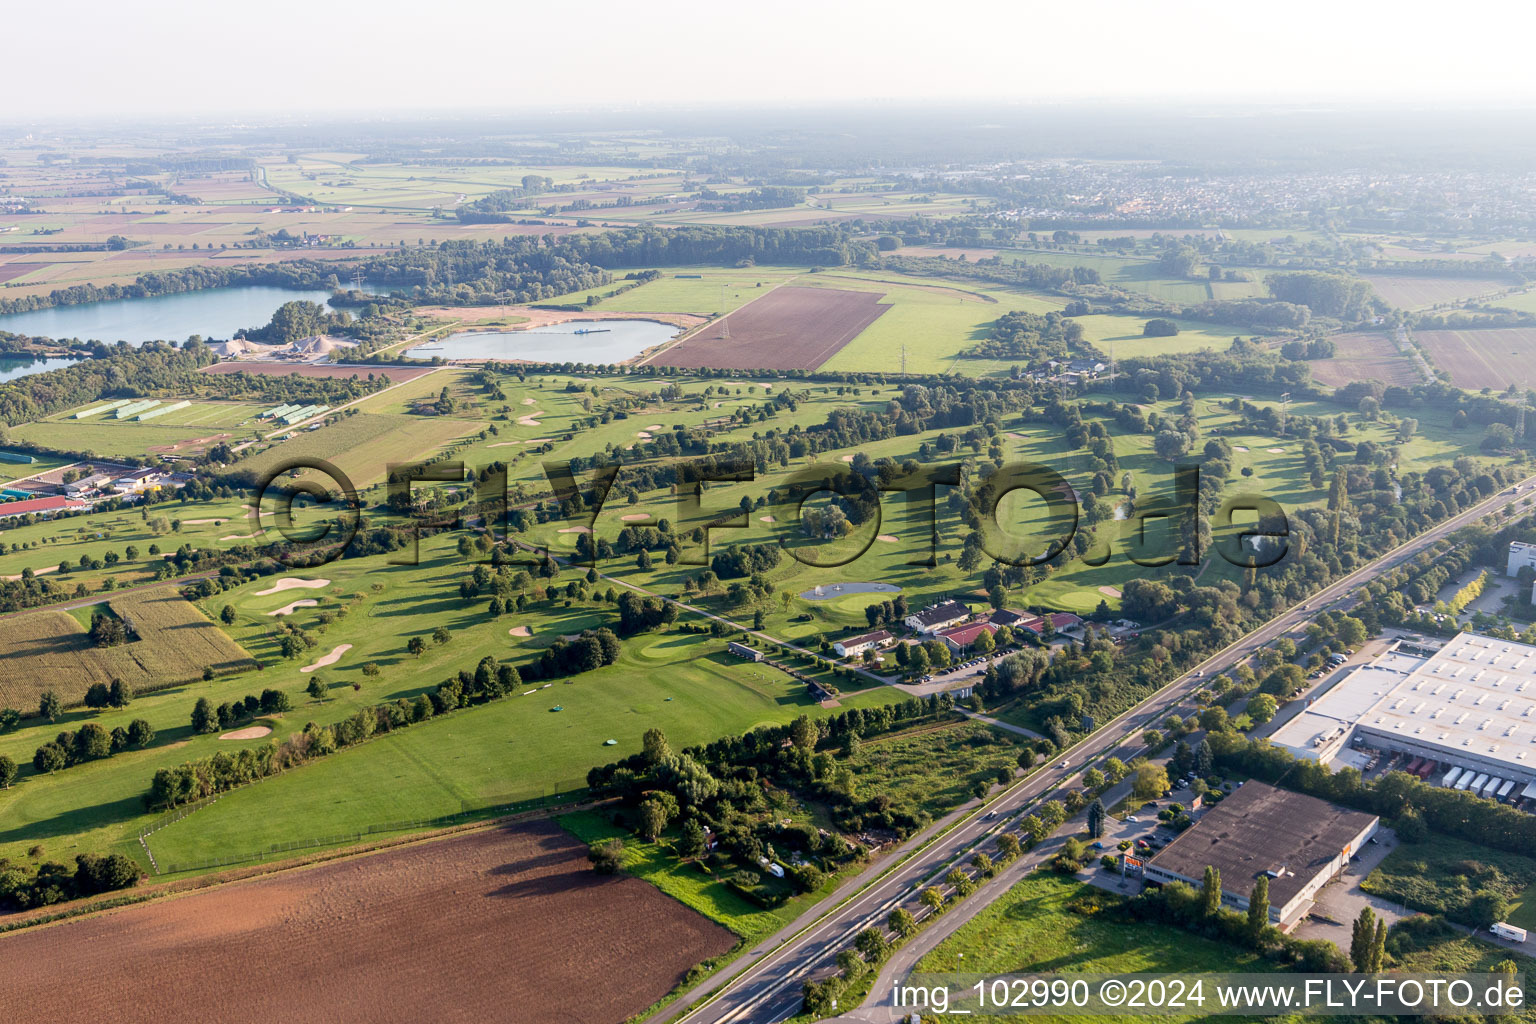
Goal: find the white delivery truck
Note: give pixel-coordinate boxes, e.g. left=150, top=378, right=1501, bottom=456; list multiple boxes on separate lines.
left=1491, top=922, right=1528, bottom=943
left=1443, top=767, right=1463, bottom=788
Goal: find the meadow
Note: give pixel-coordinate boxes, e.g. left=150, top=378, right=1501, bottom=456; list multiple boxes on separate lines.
left=913, top=871, right=1274, bottom=1024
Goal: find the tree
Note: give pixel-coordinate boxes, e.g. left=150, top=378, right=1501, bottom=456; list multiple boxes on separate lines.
left=1133, top=762, right=1169, bottom=800
left=0, top=754, right=15, bottom=788
left=1370, top=918, right=1386, bottom=973
left=1087, top=798, right=1107, bottom=838
left=854, top=927, right=888, bottom=963
left=407, top=636, right=426, bottom=657
left=126, top=718, right=155, bottom=748
left=919, top=887, right=946, bottom=912
left=588, top=838, right=625, bottom=874
left=220, top=605, right=237, bottom=625
left=33, top=742, right=66, bottom=773
left=1247, top=876, right=1269, bottom=941
left=888, top=907, right=917, bottom=939
left=432, top=625, right=451, bottom=646
left=678, top=819, right=707, bottom=859
left=83, top=682, right=111, bottom=709
left=638, top=798, right=669, bottom=841
left=108, top=679, right=131, bottom=708
left=307, top=678, right=327, bottom=701
left=636, top=726, right=675, bottom=769
left=1246, top=692, right=1278, bottom=725
left=260, top=689, right=292, bottom=714
left=1467, top=890, right=1510, bottom=929
left=997, top=833, right=1022, bottom=861
left=191, top=697, right=217, bottom=734
left=74, top=723, right=111, bottom=761
left=1143, top=318, right=1181, bottom=337
left=39, top=691, right=61, bottom=723
left=1194, top=738, right=1214, bottom=777
left=1202, top=865, right=1222, bottom=917
left=1350, top=907, right=1376, bottom=971
left=789, top=715, right=816, bottom=751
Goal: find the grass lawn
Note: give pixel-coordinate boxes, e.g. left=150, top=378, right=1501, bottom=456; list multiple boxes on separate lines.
left=913, top=871, right=1274, bottom=1024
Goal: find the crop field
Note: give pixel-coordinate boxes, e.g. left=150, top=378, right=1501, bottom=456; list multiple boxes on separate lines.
left=1363, top=273, right=1512, bottom=309
left=1414, top=327, right=1536, bottom=390
left=0, top=588, right=253, bottom=709
left=232, top=411, right=479, bottom=490
left=1, top=821, right=736, bottom=1024
left=646, top=286, right=891, bottom=370
left=1310, top=331, right=1422, bottom=387
left=10, top=418, right=228, bottom=459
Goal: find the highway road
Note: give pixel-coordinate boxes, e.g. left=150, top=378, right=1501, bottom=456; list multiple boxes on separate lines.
left=655, top=474, right=1536, bottom=1024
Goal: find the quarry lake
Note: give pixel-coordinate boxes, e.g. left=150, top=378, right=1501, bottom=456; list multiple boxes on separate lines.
left=0, top=286, right=354, bottom=345
left=405, top=319, right=679, bottom=364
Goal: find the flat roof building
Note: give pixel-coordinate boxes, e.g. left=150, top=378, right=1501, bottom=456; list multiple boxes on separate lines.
left=1510, top=541, right=1536, bottom=578
left=1271, top=633, right=1536, bottom=789
left=1143, top=782, right=1378, bottom=929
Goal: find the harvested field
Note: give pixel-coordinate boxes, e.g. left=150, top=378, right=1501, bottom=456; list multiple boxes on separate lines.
left=200, top=361, right=435, bottom=383
left=646, top=286, right=890, bottom=370
left=0, top=821, right=734, bottom=1024
left=1311, top=332, right=1422, bottom=388
left=0, top=589, right=254, bottom=708
left=1363, top=274, right=1511, bottom=309
left=1415, top=327, right=1536, bottom=390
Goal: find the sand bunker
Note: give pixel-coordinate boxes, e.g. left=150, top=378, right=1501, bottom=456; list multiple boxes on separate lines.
left=218, top=725, right=272, bottom=740
left=644, top=424, right=662, bottom=430
left=635, top=431, right=652, bottom=439
left=759, top=515, right=777, bottom=523
left=876, top=534, right=899, bottom=543
left=1232, top=445, right=1250, bottom=452
left=267, top=599, right=319, bottom=617
left=508, top=625, right=532, bottom=637
left=255, top=577, right=330, bottom=596
left=1266, top=447, right=1285, bottom=454
left=620, top=513, right=652, bottom=522
left=301, top=643, right=352, bottom=673
left=220, top=532, right=258, bottom=541
left=181, top=518, right=226, bottom=526
left=840, top=454, right=855, bottom=462
left=2, top=565, right=58, bottom=581
left=1007, top=432, right=1028, bottom=440
left=521, top=398, right=537, bottom=405
left=1099, top=586, right=1123, bottom=598
left=557, top=525, right=592, bottom=534
left=517, top=412, right=544, bottom=426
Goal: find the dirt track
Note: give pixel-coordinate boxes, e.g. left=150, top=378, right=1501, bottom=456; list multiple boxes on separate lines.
left=1, top=820, right=734, bottom=1024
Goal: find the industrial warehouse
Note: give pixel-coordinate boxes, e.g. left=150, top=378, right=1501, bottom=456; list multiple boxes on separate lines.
left=1272, top=633, right=1536, bottom=806
left=1143, top=782, right=1379, bottom=929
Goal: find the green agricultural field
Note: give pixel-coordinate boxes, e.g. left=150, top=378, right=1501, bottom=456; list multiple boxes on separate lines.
left=233, top=411, right=479, bottom=490
left=12, top=420, right=225, bottom=459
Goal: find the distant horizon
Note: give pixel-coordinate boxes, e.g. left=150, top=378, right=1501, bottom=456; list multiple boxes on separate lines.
left=8, top=0, right=1536, bottom=120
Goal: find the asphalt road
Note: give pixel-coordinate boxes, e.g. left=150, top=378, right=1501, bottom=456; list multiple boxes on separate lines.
left=655, top=474, right=1536, bottom=1024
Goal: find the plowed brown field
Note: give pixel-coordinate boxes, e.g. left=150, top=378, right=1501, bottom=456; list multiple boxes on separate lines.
left=648, top=285, right=889, bottom=370
left=1, top=821, right=735, bottom=1024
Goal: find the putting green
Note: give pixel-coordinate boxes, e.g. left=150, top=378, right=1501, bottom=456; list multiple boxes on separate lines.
left=638, top=633, right=710, bottom=659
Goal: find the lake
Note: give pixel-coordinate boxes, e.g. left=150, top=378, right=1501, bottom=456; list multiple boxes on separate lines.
left=0, top=285, right=351, bottom=345
left=405, top=319, right=679, bottom=364
left=0, top=354, right=81, bottom=384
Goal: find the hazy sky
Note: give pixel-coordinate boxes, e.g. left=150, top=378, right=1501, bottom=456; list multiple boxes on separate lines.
left=16, top=0, right=1536, bottom=118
